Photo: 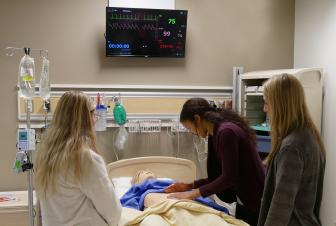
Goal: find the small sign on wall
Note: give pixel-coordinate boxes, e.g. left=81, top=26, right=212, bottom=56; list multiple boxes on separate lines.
left=108, top=0, right=175, bottom=9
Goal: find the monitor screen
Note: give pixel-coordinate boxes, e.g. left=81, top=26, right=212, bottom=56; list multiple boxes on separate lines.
left=106, top=7, right=188, bottom=57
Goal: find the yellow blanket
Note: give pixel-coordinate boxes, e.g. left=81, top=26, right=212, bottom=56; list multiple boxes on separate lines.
left=120, top=199, right=249, bottom=226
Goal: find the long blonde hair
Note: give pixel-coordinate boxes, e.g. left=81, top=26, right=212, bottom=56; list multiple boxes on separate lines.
left=264, top=74, right=325, bottom=165
left=35, top=91, right=99, bottom=198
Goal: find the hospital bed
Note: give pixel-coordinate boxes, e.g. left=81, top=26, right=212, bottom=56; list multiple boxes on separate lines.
left=107, top=156, right=196, bottom=183
left=107, top=156, right=248, bottom=226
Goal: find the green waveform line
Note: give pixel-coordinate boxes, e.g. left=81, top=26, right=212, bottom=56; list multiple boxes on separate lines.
left=111, top=14, right=158, bottom=21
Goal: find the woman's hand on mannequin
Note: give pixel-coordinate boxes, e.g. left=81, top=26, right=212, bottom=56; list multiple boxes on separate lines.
left=164, top=182, right=193, bottom=193
left=167, top=189, right=201, bottom=200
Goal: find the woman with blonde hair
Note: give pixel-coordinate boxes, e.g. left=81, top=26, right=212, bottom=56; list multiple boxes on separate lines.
left=35, top=91, right=121, bottom=226
left=258, top=74, right=326, bottom=226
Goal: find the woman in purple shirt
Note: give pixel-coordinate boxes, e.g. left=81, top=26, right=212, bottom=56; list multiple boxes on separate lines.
left=165, top=98, right=265, bottom=226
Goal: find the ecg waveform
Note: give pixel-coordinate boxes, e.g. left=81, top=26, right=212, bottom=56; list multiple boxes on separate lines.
left=109, top=23, right=158, bottom=31
left=111, top=13, right=159, bottom=21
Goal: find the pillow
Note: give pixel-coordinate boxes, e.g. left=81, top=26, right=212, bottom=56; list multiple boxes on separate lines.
left=111, top=177, right=132, bottom=199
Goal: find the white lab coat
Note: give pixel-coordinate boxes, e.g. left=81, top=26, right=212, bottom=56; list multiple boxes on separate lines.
left=40, top=149, right=122, bottom=226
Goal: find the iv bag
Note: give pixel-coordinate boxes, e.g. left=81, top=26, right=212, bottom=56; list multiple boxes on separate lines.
left=18, top=54, right=35, bottom=99
left=114, top=126, right=129, bottom=150
left=39, top=58, right=50, bottom=101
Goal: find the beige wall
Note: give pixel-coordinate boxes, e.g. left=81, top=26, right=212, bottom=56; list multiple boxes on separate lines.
left=0, top=0, right=294, bottom=190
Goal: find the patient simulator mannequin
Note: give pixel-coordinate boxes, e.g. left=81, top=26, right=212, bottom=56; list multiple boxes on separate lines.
left=120, top=170, right=229, bottom=214
left=131, top=170, right=170, bottom=208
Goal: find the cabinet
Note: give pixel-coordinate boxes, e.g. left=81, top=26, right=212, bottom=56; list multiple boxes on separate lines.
left=0, top=191, right=40, bottom=226
left=238, top=68, right=323, bottom=153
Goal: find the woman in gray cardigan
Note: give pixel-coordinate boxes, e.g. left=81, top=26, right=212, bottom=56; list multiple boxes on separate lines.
left=258, top=74, right=326, bottom=226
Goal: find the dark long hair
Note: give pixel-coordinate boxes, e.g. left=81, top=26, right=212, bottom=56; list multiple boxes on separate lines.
left=180, top=98, right=256, bottom=145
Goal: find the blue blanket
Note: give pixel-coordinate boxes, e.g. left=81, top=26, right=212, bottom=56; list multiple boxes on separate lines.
left=120, top=179, right=229, bottom=214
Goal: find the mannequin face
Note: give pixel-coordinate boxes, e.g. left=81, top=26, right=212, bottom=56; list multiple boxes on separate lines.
left=181, top=115, right=209, bottom=138
left=133, top=170, right=157, bottom=184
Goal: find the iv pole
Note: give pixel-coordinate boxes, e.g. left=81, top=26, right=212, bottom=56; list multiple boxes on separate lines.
left=5, top=46, right=49, bottom=226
